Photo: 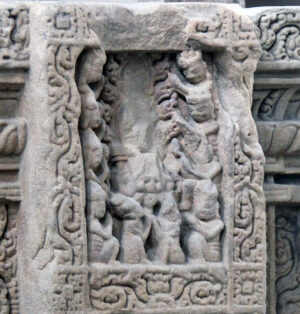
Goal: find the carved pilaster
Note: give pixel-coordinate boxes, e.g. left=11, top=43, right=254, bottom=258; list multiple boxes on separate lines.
left=249, top=6, right=300, bottom=314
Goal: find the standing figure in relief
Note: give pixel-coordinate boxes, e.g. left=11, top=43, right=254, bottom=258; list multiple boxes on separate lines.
left=77, top=47, right=107, bottom=130
left=86, top=180, right=119, bottom=264
left=173, top=49, right=221, bottom=180
left=182, top=179, right=224, bottom=263
left=154, top=49, right=222, bottom=184
left=108, top=192, right=151, bottom=264
left=81, top=128, right=119, bottom=264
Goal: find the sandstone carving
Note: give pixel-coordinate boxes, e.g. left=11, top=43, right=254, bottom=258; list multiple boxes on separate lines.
left=0, top=2, right=267, bottom=314
left=249, top=6, right=300, bottom=314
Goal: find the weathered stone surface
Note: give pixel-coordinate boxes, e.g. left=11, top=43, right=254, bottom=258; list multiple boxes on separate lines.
left=0, top=2, right=265, bottom=313
left=249, top=6, right=300, bottom=314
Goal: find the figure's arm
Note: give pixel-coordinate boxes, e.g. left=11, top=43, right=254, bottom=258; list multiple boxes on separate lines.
left=168, top=73, right=189, bottom=96
left=182, top=159, right=222, bottom=180
left=97, top=160, right=110, bottom=185
left=151, top=215, right=162, bottom=236
left=142, top=215, right=152, bottom=241
left=173, top=115, right=196, bottom=136
left=91, top=75, right=105, bottom=100
left=77, top=83, right=90, bottom=95
left=88, top=217, right=111, bottom=240
left=183, top=213, right=224, bottom=240
left=205, top=122, right=219, bottom=135
left=180, top=154, right=205, bottom=179
left=103, top=213, right=113, bottom=235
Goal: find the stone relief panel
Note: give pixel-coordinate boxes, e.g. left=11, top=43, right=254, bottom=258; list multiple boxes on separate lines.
left=0, top=2, right=264, bottom=314
left=83, top=51, right=229, bottom=312
left=69, top=4, right=263, bottom=313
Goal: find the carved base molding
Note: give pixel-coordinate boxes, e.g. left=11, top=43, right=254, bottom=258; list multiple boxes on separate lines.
left=89, top=264, right=227, bottom=312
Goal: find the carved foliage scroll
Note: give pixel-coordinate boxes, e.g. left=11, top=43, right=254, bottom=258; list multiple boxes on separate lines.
left=255, top=10, right=300, bottom=61
left=275, top=207, right=300, bottom=314
left=0, top=6, right=29, bottom=64
left=34, top=7, right=101, bottom=272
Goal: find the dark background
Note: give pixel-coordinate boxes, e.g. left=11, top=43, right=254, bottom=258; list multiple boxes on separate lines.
left=246, top=0, right=300, bottom=7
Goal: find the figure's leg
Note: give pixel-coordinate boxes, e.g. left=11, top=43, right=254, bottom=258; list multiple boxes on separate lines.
left=179, top=179, right=196, bottom=211
left=203, top=243, right=221, bottom=262
left=168, top=238, right=185, bottom=264
left=184, top=231, right=207, bottom=263
left=109, top=237, right=120, bottom=263
left=122, top=234, right=148, bottom=264
left=100, top=237, right=120, bottom=264
left=137, top=236, right=149, bottom=264
left=153, top=239, right=169, bottom=264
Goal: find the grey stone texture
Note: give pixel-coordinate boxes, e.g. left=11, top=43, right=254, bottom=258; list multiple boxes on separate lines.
left=0, top=2, right=266, bottom=313
left=248, top=6, right=300, bottom=314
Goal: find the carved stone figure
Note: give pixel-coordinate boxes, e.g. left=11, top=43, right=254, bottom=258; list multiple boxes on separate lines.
left=77, top=48, right=107, bottom=130
left=109, top=192, right=151, bottom=264
left=81, top=128, right=108, bottom=187
left=86, top=180, right=119, bottom=264
left=3, top=3, right=265, bottom=314
left=182, top=179, right=224, bottom=263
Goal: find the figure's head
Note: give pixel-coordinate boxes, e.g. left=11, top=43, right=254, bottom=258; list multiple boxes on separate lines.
left=86, top=180, right=106, bottom=218
left=102, top=102, right=113, bottom=124
left=186, top=92, right=213, bottom=123
left=83, top=47, right=107, bottom=83
left=157, top=92, right=178, bottom=120
left=136, top=175, right=162, bottom=194
left=177, top=49, right=207, bottom=84
left=193, top=179, right=219, bottom=221
left=80, top=93, right=102, bottom=129
left=133, top=154, right=164, bottom=193
left=81, top=129, right=103, bottom=171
